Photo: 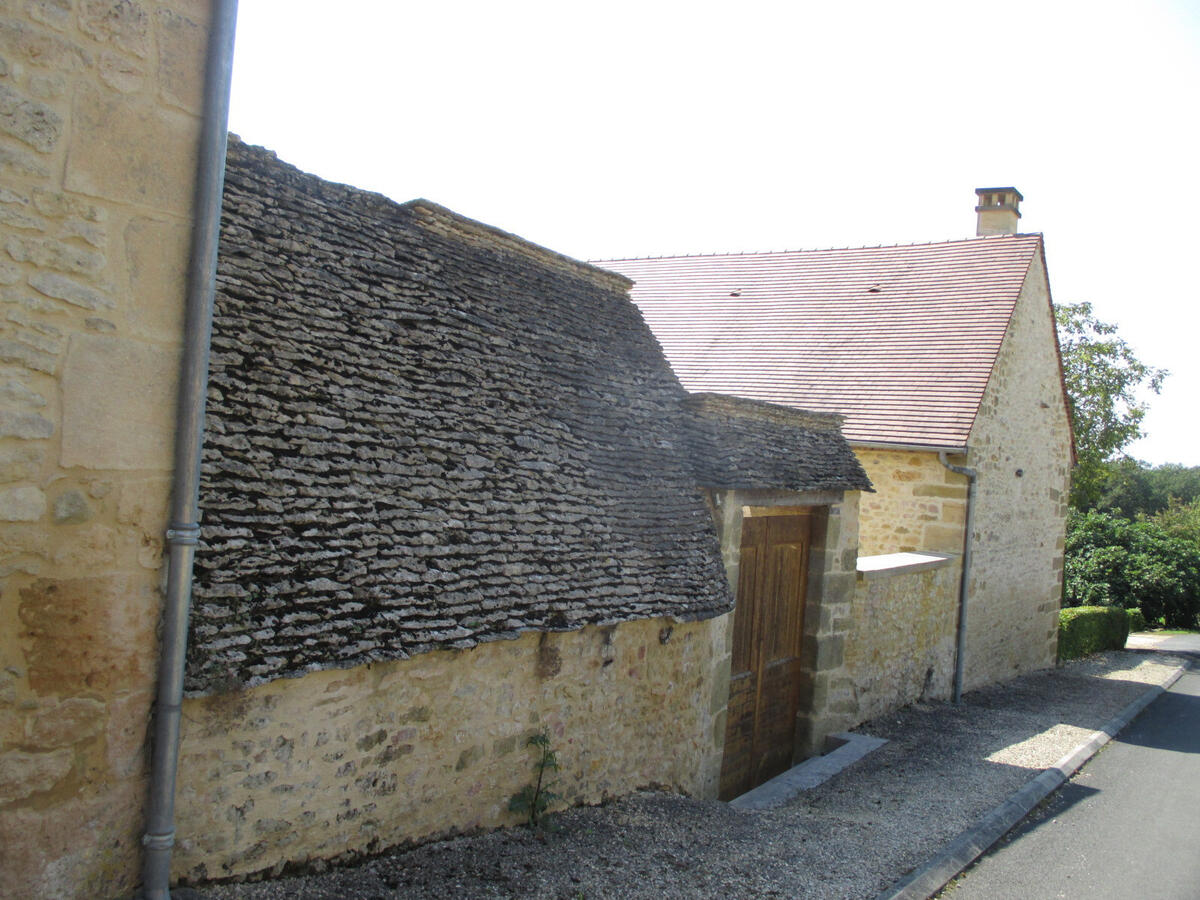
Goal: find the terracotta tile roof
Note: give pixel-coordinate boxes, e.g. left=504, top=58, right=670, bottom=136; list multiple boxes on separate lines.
left=594, top=234, right=1043, bottom=449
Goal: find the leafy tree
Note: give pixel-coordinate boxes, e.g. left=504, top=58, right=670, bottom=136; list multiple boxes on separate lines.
left=1064, top=509, right=1200, bottom=628
left=1092, top=456, right=1153, bottom=515
left=1144, top=465, right=1200, bottom=511
left=1152, top=497, right=1200, bottom=547
left=1055, top=302, right=1167, bottom=509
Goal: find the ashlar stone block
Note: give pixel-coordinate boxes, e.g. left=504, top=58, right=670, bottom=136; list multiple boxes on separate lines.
left=125, top=216, right=187, bottom=339
left=64, top=83, right=197, bottom=214
left=156, top=7, right=206, bottom=113
left=17, top=575, right=158, bottom=694
left=60, top=333, right=179, bottom=470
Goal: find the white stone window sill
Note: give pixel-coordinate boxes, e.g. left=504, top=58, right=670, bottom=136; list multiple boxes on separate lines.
left=856, top=552, right=955, bottom=578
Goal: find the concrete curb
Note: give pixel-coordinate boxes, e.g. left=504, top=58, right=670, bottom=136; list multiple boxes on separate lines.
left=875, top=661, right=1190, bottom=900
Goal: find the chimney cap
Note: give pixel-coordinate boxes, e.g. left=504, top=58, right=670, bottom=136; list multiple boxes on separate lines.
left=974, top=187, right=1023, bottom=232
left=975, top=186, right=1024, bottom=201
left=974, top=187, right=1023, bottom=235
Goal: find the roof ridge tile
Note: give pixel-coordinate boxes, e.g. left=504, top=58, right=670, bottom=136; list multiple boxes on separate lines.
left=590, top=232, right=1043, bottom=265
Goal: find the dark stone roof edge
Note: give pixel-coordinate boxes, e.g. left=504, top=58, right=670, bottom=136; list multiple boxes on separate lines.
left=228, top=134, right=400, bottom=220
left=698, top=476, right=874, bottom=494
left=401, top=200, right=634, bottom=294
left=181, top=608, right=727, bottom=698
left=225, top=135, right=632, bottom=296
left=683, top=393, right=874, bottom=494
left=684, top=392, right=847, bottom=433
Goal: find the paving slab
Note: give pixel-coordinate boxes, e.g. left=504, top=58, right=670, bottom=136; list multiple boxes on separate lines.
left=1125, top=630, right=1200, bottom=655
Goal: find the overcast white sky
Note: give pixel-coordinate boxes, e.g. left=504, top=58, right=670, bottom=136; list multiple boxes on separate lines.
left=228, top=0, right=1200, bottom=465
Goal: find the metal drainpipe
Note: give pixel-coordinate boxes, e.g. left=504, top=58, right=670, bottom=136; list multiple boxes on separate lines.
left=939, top=450, right=977, bottom=705
left=142, top=2, right=238, bottom=897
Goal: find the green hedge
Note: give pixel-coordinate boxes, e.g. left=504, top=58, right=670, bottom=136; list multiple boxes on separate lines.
left=1127, top=607, right=1147, bottom=633
left=1059, top=606, right=1130, bottom=661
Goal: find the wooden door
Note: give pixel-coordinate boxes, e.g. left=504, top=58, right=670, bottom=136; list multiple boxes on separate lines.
left=719, top=512, right=811, bottom=800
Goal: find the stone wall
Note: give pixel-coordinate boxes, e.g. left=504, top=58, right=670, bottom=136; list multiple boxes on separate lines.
left=961, top=250, right=1071, bottom=689
left=855, top=448, right=967, bottom=556
left=852, top=246, right=1071, bottom=694
left=0, top=3, right=209, bottom=898
left=172, top=614, right=729, bottom=882
left=850, top=447, right=967, bottom=712
left=844, top=557, right=960, bottom=721
left=794, top=491, right=862, bottom=755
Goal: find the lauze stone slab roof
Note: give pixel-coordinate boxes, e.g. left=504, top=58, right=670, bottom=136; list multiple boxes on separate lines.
left=684, top=393, right=871, bottom=493
left=595, top=235, right=1045, bottom=449
left=189, top=139, right=863, bottom=693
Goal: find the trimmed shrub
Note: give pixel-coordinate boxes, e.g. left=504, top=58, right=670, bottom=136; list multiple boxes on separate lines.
left=1127, top=607, right=1147, bottom=633
left=1059, top=606, right=1130, bottom=661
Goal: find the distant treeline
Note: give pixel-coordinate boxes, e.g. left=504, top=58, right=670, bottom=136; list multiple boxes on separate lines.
left=1089, top=460, right=1200, bottom=518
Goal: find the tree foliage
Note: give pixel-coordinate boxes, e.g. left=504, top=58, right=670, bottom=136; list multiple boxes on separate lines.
left=1064, top=509, right=1200, bottom=629
left=1055, top=302, right=1167, bottom=509
left=1152, top=497, right=1200, bottom=547
left=1095, top=461, right=1200, bottom=518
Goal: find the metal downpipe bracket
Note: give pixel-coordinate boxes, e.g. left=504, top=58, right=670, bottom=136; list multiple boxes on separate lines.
left=141, top=2, right=238, bottom=898
left=939, top=451, right=977, bottom=705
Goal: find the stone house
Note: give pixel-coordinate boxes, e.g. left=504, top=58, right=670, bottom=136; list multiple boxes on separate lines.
left=597, top=191, right=1075, bottom=715
left=168, top=138, right=871, bottom=880
left=0, top=2, right=1069, bottom=895
left=0, top=0, right=874, bottom=882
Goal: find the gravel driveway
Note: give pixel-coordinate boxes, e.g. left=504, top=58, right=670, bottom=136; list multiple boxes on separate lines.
left=189, top=651, right=1185, bottom=900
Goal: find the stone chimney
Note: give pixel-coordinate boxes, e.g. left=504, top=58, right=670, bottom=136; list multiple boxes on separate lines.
left=974, top=187, right=1023, bottom=236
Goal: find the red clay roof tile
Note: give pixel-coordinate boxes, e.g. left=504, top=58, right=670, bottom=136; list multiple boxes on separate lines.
left=595, top=234, right=1042, bottom=449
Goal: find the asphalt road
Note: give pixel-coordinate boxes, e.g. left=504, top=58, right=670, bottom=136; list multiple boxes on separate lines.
left=940, top=665, right=1200, bottom=900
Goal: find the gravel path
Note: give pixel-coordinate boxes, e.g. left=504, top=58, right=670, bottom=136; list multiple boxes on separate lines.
left=189, top=651, right=1185, bottom=900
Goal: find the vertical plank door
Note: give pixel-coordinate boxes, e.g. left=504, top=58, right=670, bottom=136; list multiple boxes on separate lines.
left=719, top=512, right=811, bottom=800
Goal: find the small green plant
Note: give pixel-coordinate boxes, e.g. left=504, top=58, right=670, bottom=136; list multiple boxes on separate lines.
left=1127, top=607, right=1147, bottom=633
left=508, top=729, right=560, bottom=829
